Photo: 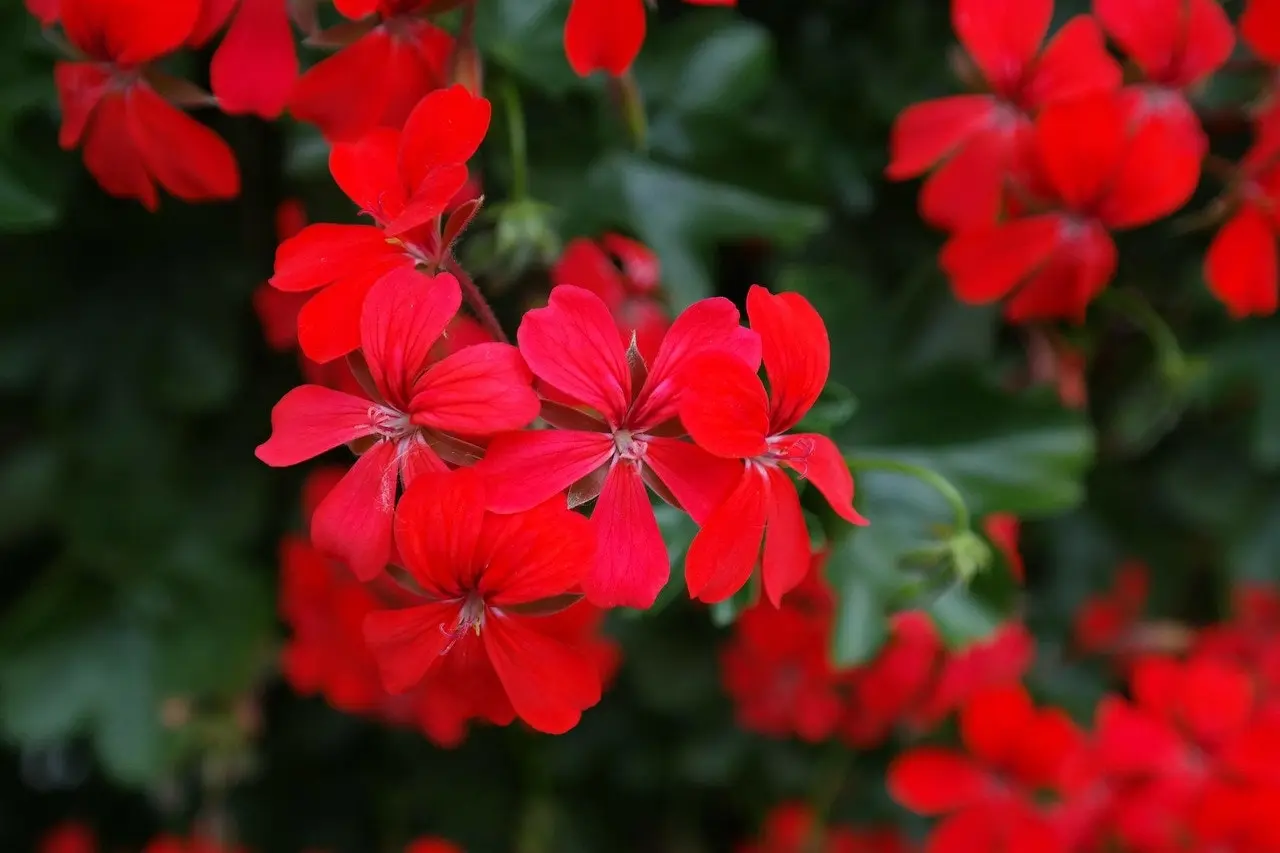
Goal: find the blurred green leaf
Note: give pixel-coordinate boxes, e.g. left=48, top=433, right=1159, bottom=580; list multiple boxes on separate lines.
left=473, top=0, right=582, bottom=95
left=829, top=567, right=887, bottom=667
left=0, top=161, right=56, bottom=231
left=636, top=14, right=773, bottom=116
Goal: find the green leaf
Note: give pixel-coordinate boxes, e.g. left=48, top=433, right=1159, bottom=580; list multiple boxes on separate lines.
left=0, top=161, right=57, bottom=231
left=572, top=153, right=825, bottom=307
left=829, top=567, right=887, bottom=667
left=635, top=14, right=774, bottom=117
left=796, top=381, right=858, bottom=433
left=924, top=584, right=1001, bottom=646
left=840, top=369, right=1096, bottom=517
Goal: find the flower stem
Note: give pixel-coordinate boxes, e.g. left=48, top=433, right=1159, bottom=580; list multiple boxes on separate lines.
left=1102, top=288, right=1185, bottom=380
left=501, top=78, right=529, bottom=202
left=444, top=256, right=509, bottom=344
left=844, top=455, right=971, bottom=533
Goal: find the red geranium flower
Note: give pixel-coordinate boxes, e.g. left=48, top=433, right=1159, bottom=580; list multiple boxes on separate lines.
left=189, top=0, right=298, bottom=118
left=477, top=285, right=755, bottom=608
left=890, top=684, right=1082, bottom=853
left=255, top=269, right=538, bottom=580
left=1243, top=0, right=1280, bottom=65
left=363, top=468, right=603, bottom=735
left=271, top=83, right=488, bottom=363
left=1093, top=0, right=1233, bottom=173
left=289, top=0, right=455, bottom=141
left=886, top=0, right=1121, bottom=230
left=1205, top=126, right=1280, bottom=318
left=552, top=236, right=670, bottom=365
left=678, top=285, right=867, bottom=606
left=53, top=0, right=239, bottom=210
left=39, top=824, right=95, bottom=853
left=941, top=91, right=1198, bottom=321
left=738, top=803, right=911, bottom=853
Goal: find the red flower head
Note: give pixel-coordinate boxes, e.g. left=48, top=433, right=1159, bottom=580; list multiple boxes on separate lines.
left=564, top=0, right=737, bottom=78
left=362, top=468, right=604, bottom=735
left=255, top=269, right=539, bottom=580
left=1243, top=0, right=1280, bottom=65
left=887, top=0, right=1121, bottom=230
left=289, top=0, right=456, bottom=141
left=678, top=285, right=868, bottom=607
left=188, top=0, right=298, bottom=118
left=721, top=554, right=848, bottom=742
left=1093, top=0, right=1233, bottom=169
left=477, top=285, right=758, bottom=609
left=552, top=236, right=670, bottom=365
left=271, top=84, right=489, bottom=363
left=39, top=823, right=96, bottom=853
left=1205, top=126, right=1280, bottom=318
left=889, top=684, right=1083, bottom=853
left=941, top=91, right=1198, bottom=322
left=738, top=803, right=911, bottom=853
left=53, top=0, right=240, bottom=210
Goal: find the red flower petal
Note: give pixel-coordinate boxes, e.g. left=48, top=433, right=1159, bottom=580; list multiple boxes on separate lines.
left=61, top=0, right=201, bottom=64
left=364, top=600, right=462, bottom=693
left=126, top=86, right=240, bottom=203
left=478, top=429, right=615, bottom=514
left=927, top=808, right=1003, bottom=853
left=1095, top=696, right=1184, bottom=775
left=630, top=296, right=761, bottom=429
left=745, top=286, right=829, bottom=434
left=480, top=499, right=596, bottom=604
left=1243, top=0, right=1280, bottom=64
left=272, top=223, right=405, bottom=293
left=940, top=216, right=1062, bottom=305
left=564, top=0, right=646, bottom=77
left=393, top=468, right=485, bottom=598
left=210, top=0, right=297, bottom=118
left=289, top=29, right=391, bottom=141
left=334, top=0, right=378, bottom=17
left=483, top=610, right=601, bottom=734
left=679, top=351, right=770, bottom=459
left=1003, top=224, right=1115, bottom=323
left=952, top=0, right=1051, bottom=96
left=885, top=95, right=995, bottom=180
left=1205, top=205, right=1278, bottom=318
left=1022, top=15, right=1122, bottom=106
left=381, top=163, right=470, bottom=237
left=409, top=342, right=539, bottom=434
left=255, top=385, right=374, bottom=466
left=959, top=683, right=1034, bottom=766
left=918, top=123, right=1024, bottom=230
left=760, top=468, right=809, bottom=608
left=1093, top=0, right=1232, bottom=87
left=1034, top=93, right=1126, bottom=212
left=642, top=436, right=743, bottom=524
left=1179, top=657, right=1255, bottom=745
left=54, top=62, right=109, bottom=149
left=517, top=285, right=633, bottom=425
left=311, top=439, right=399, bottom=580
left=585, top=461, right=669, bottom=608
left=25, top=0, right=60, bottom=25
left=188, top=0, right=236, bottom=46
left=685, top=468, right=768, bottom=603
left=329, top=128, right=407, bottom=220
left=297, top=263, right=410, bottom=364
left=360, top=268, right=460, bottom=408
left=553, top=238, right=628, bottom=309
left=399, top=84, right=491, bottom=190
left=79, top=92, right=157, bottom=210
left=1098, top=101, right=1202, bottom=228
left=887, top=748, right=989, bottom=814
left=785, top=433, right=865, bottom=525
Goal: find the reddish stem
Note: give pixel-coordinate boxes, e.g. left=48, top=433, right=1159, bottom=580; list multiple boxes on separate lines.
left=445, top=256, right=510, bottom=344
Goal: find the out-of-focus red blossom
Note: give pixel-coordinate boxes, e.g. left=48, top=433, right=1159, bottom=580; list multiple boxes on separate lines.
left=1205, top=124, right=1280, bottom=318
left=1093, top=0, right=1233, bottom=169
left=982, top=512, right=1024, bottom=582
left=362, top=468, right=606, bottom=735
left=941, top=92, right=1198, bottom=322
left=477, top=285, right=757, bottom=608
left=738, top=803, right=912, bottom=853
left=551, top=236, right=670, bottom=365
left=50, top=0, right=240, bottom=210
left=679, top=286, right=868, bottom=607
left=39, top=823, right=95, bottom=853
left=890, top=684, right=1083, bottom=853
left=886, top=0, right=1121, bottom=230
left=1244, top=0, right=1280, bottom=64
left=1074, top=560, right=1149, bottom=658
left=563, top=0, right=737, bottom=78
left=404, top=841, right=465, bottom=853
left=255, top=269, right=538, bottom=581
left=1196, top=584, right=1280, bottom=711
left=289, top=0, right=455, bottom=141
left=25, top=0, right=59, bottom=25
left=189, top=0, right=297, bottom=118
left=271, top=84, right=488, bottom=363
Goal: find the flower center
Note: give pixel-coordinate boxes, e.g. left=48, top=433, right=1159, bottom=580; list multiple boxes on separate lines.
left=754, top=435, right=817, bottom=475
left=370, top=405, right=414, bottom=440
left=438, top=593, right=485, bottom=655
left=613, top=429, right=646, bottom=462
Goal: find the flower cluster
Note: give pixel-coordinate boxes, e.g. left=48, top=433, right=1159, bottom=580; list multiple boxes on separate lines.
left=889, top=0, right=1280, bottom=319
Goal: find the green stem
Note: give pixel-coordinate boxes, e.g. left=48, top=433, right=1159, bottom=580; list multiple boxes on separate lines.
left=845, top=456, right=971, bottom=533
left=1102, top=289, right=1185, bottom=380
left=501, top=79, right=529, bottom=202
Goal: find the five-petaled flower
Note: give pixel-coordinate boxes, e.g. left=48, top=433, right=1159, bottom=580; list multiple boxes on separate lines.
left=255, top=268, right=539, bottom=581
left=678, top=285, right=867, bottom=606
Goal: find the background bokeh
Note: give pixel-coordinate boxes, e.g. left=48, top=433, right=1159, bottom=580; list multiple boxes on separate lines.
left=1, top=0, right=1274, bottom=850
